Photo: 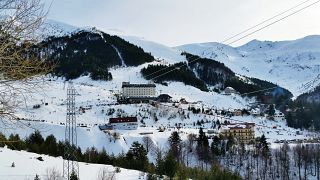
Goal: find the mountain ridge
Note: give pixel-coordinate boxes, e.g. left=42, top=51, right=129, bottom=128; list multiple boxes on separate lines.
left=37, top=20, right=320, bottom=98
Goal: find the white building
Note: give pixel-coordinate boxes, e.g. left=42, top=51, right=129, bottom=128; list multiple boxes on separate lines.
left=122, top=82, right=156, bottom=97
left=274, top=110, right=285, bottom=120
left=224, top=87, right=238, bottom=95
left=250, top=108, right=261, bottom=116
left=109, top=117, right=138, bottom=130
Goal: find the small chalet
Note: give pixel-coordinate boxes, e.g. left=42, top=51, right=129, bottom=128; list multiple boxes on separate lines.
left=109, top=117, right=138, bottom=130
left=250, top=108, right=261, bottom=116
left=274, top=110, right=285, bottom=120
left=157, top=94, right=172, bottom=102
left=180, top=98, right=188, bottom=104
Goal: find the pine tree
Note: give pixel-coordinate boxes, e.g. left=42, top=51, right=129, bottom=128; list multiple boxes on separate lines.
left=34, top=174, right=40, bottom=180
left=126, top=141, right=148, bottom=171
left=168, top=131, right=182, bottom=162
left=197, top=128, right=210, bottom=163
left=70, top=171, right=78, bottom=180
left=44, top=135, right=58, bottom=156
left=211, top=136, right=221, bottom=157
left=259, top=134, right=269, bottom=151
left=163, top=151, right=178, bottom=179
left=268, top=104, right=275, bottom=116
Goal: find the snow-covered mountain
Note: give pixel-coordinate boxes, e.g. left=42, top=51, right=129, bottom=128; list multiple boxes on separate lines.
left=37, top=19, right=81, bottom=39
left=37, top=20, right=320, bottom=98
left=176, top=36, right=320, bottom=97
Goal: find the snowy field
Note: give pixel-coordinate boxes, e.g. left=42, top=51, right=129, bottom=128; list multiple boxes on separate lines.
left=0, top=147, right=145, bottom=180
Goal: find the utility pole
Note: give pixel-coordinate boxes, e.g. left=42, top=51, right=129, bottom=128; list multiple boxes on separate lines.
left=63, top=82, right=79, bottom=179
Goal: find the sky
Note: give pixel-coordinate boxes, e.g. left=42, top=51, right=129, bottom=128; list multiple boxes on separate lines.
left=44, top=0, right=320, bottom=46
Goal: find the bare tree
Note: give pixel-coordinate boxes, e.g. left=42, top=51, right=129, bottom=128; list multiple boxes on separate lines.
left=293, top=143, right=303, bottom=180
left=96, top=167, right=116, bottom=180
left=0, top=0, right=51, bottom=121
left=280, top=143, right=290, bottom=180
left=185, top=133, right=196, bottom=166
left=302, top=144, right=312, bottom=180
left=315, top=144, right=320, bottom=180
left=45, top=167, right=63, bottom=180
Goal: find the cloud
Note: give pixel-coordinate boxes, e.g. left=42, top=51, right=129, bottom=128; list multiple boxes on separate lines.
left=44, top=0, right=320, bottom=46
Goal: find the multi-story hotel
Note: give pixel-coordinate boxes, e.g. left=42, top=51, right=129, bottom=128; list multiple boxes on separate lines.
left=220, top=123, right=255, bottom=144
left=122, top=82, right=156, bottom=97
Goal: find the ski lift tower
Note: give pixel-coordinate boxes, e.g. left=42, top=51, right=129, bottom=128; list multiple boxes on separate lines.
left=63, top=82, right=79, bottom=179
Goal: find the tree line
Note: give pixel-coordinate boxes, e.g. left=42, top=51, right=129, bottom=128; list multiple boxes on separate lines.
left=161, top=128, right=320, bottom=180
left=285, top=100, right=320, bottom=131
left=141, top=63, right=209, bottom=91
left=0, top=130, right=241, bottom=179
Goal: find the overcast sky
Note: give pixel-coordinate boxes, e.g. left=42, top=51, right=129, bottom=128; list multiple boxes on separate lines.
left=44, top=0, right=320, bottom=46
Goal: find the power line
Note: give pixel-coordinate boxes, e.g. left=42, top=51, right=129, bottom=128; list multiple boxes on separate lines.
left=145, top=0, right=313, bottom=79
left=226, top=0, right=320, bottom=45
left=240, top=86, right=280, bottom=96
left=148, top=53, right=209, bottom=80
left=221, top=0, right=313, bottom=44
left=145, top=0, right=320, bottom=82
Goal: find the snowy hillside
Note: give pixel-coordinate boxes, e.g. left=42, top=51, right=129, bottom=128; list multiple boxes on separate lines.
left=0, top=147, right=145, bottom=180
left=1, top=65, right=251, bottom=153
left=176, top=36, right=320, bottom=97
left=0, top=66, right=313, bottom=159
left=121, top=36, right=186, bottom=64
left=38, top=19, right=125, bottom=40
left=37, top=20, right=320, bottom=97
left=37, top=19, right=81, bottom=39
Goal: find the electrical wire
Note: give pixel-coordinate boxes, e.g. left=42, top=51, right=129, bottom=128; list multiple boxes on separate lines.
left=146, top=0, right=315, bottom=80
left=145, top=0, right=320, bottom=85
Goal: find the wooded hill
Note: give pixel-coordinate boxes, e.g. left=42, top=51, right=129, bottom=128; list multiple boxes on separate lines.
left=37, top=30, right=155, bottom=80
left=284, top=86, right=320, bottom=131
left=296, top=85, right=320, bottom=104
left=141, top=62, right=209, bottom=91
left=142, top=52, right=292, bottom=106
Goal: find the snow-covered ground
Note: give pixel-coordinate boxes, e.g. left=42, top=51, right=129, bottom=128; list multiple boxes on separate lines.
left=0, top=66, right=315, bottom=158
left=0, top=147, right=145, bottom=180
left=0, top=65, right=252, bottom=156
left=121, top=36, right=186, bottom=64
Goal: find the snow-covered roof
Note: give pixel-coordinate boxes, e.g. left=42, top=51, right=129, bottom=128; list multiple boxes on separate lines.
left=221, top=123, right=255, bottom=130
left=122, top=82, right=156, bottom=88
left=109, top=117, right=138, bottom=124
